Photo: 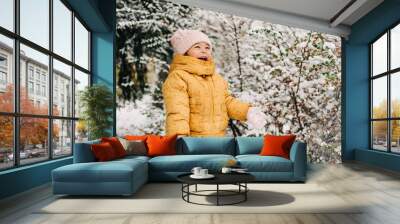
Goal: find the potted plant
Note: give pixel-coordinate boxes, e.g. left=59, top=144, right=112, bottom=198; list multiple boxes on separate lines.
left=79, top=84, right=113, bottom=140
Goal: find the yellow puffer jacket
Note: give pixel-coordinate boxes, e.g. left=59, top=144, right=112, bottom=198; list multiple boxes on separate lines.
left=162, top=54, right=250, bottom=137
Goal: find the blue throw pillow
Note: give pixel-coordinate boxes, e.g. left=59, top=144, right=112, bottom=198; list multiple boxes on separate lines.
left=235, top=137, right=264, bottom=155
left=177, top=137, right=236, bottom=155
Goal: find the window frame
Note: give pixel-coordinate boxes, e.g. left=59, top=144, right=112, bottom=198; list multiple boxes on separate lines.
left=0, top=0, right=92, bottom=171
left=369, top=20, right=400, bottom=154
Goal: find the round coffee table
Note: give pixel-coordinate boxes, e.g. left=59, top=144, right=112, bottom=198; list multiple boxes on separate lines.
left=177, top=172, right=255, bottom=206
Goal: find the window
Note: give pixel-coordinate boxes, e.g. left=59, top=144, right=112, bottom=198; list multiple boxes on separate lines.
left=53, top=0, right=72, bottom=60
left=35, top=70, right=41, bottom=81
left=53, top=59, right=72, bottom=117
left=28, top=67, right=34, bottom=80
left=28, top=81, right=34, bottom=94
left=0, top=71, right=6, bottom=85
left=20, top=0, right=49, bottom=49
left=0, top=54, right=7, bottom=87
left=42, top=85, right=46, bottom=97
left=0, top=54, right=7, bottom=67
left=370, top=23, right=400, bottom=154
left=36, top=83, right=40, bottom=95
left=0, top=0, right=91, bottom=170
left=0, top=34, right=13, bottom=113
left=0, top=0, right=14, bottom=32
left=75, top=17, right=89, bottom=70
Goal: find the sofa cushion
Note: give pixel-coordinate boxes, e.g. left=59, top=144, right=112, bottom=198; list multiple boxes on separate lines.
left=177, top=137, right=236, bottom=155
left=73, top=139, right=101, bottom=163
left=91, top=142, right=118, bottom=161
left=260, top=134, right=296, bottom=159
left=236, top=155, right=293, bottom=172
left=119, top=138, right=147, bottom=156
left=114, top=155, right=150, bottom=164
left=148, top=154, right=235, bottom=172
left=125, top=135, right=148, bottom=141
left=101, top=137, right=127, bottom=158
left=235, top=137, right=263, bottom=155
left=147, top=135, right=177, bottom=157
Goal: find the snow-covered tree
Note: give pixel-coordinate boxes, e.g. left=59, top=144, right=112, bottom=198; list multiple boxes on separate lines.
left=116, top=0, right=342, bottom=163
left=116, top=0, right=195, bottom=102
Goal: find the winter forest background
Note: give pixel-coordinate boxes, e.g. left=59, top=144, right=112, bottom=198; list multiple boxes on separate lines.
left=116, top=0, right=342, bottom=163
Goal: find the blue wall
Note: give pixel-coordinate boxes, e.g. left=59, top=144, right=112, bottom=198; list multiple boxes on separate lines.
left=0, top=158, right=72, bottom=199
left=0, top=0, right=115, bottom=200
left=92, top=31, right=116, bottom=135
left=344, top=0, right=400, bottom=171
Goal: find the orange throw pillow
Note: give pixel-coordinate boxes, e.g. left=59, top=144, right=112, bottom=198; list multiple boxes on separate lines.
left=101, top=137, right=127, bottom=158
left=124, top=135, right=148, bottom=141
left=146, top=135, right=177, bottom=157
left=91, top=142, right=117, bottom=162
left=260, top=134, right=296, bottom=159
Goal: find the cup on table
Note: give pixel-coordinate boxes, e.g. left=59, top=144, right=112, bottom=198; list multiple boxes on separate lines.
left=191, top=167, right=202, bottom=176
left=221, top=167, right=232, bottom=174
left=199, top=168, right=208, bottom=176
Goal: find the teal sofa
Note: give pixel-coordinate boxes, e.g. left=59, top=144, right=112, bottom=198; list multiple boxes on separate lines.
left=52, top=137, right=307, bottom=196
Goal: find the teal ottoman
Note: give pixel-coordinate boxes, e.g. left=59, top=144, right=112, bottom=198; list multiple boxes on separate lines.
left=52, top=156, right=148, bottom=196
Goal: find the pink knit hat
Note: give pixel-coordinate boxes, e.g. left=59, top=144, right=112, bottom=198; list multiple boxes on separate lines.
left=170, top=29, right=212, bottom=55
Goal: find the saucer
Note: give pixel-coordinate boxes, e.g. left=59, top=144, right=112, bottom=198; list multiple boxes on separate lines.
left=190, top=174, right=215, bottom=179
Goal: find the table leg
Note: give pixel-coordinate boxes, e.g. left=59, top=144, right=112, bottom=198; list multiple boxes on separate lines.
left=245, top=183, right=247, bottom=201
left=217, top=184, right=219, bottom=206
left=187, top=184, right=190, bottom=202
left=195, top=184, right=197, bottom=192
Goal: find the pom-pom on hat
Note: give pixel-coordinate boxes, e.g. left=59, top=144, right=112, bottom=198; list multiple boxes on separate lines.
left=170, top=29, right=212, bottom=55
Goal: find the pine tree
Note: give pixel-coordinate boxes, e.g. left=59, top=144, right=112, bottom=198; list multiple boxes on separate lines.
left=116, top=0, right=194, bottom=102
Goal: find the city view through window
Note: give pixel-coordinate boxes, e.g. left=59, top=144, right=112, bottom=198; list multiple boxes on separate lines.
left=0, top=0, right=91, bottom=170
left=371, top=23, right=400, bottom=153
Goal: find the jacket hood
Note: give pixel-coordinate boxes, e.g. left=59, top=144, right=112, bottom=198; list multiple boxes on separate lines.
left=169, top=54, right=215, bottom=76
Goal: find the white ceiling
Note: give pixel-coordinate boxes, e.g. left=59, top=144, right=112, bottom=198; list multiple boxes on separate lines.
left=172, top=0, right=384, bottom=37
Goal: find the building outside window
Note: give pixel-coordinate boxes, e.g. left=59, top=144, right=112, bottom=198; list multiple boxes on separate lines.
left=0, top=0, right=91, bottom=171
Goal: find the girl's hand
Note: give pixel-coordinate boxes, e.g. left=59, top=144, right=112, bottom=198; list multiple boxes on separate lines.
left=246, top=107, right=267, bottom=129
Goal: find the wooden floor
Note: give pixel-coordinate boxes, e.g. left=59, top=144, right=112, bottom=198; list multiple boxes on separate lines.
left=1, top=162, right=400, bottom=224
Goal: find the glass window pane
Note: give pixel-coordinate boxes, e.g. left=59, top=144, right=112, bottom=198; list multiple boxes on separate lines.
left=53, top=59, right=72, bottom=117
left=0, top=34, right=14, bottom=112
left=372, top=33, right=387, bottom=76
left=391, top=72, right=400, bottom=118
left=391, top=120, right=400, bottom=153
left=0, top=0, right=14, bottom=31
left=20, top=44, right=49, bottom=115
left=74, top=17, right=89, bottom=70
left=75, top=120, right=88, bottom=143
left=372, top=76, right=387, bottom=119
left=372, top=121, right=388, bottom=151
left=53, top=119, right=72, bottom=158
left=0, top=116, right=14, bottom=170
left=53, top=0, right=72, bottom=60
left=391, top=24, right=400, bottom=70
left=20, top=0, right=49, bottom=49
left=20, top=117, right=49, bottom=165
left=74, top=69, right=89, bottom=118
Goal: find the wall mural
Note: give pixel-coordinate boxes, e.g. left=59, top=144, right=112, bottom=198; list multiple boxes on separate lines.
left=116, top=0, right=342, bottom=163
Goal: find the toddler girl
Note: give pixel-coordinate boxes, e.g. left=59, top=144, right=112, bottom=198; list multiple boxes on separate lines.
left=163, top=29, right=266, bottom=137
